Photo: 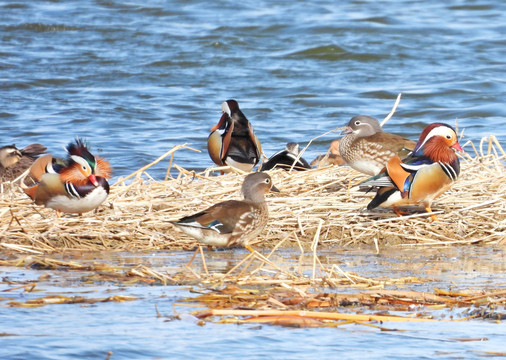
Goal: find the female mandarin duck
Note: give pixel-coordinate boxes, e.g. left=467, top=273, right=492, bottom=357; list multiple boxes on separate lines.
left=207, top=99, right=262, bottom=172
left=260, top=142, right=311, bottom=171
left=0, top=143, right=47, bottom=182
left=339, top=115, right=416, bottom=176
left=21, top=139, right=112, bottom=214
left=170, top=172, right=279, bottom=250
left=360, top=123, right=463, bottom=221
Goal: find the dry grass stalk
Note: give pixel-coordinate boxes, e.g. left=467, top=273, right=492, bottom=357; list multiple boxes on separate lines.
left=195, top=309, right=436, bottom=323
left=0, top=137, right=505, bottom=255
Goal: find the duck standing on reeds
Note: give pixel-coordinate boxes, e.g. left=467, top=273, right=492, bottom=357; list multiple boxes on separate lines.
left=0, top=143, right=47, bottom=182
left=21, top=139, right=112, bottom=215
left=208, top=99, right=262, bottom=173
left=170, top=172, right=279, bottom=250
left=360, top=123, right=463, bottom=220
left=339, top=115, right=416, bottom=175
left=260, top=142, right=311, bottom=171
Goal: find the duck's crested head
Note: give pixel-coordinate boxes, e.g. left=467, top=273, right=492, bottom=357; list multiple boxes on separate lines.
left=67, top=138, right=97, bottom=171
left=414, top=123, right=463, bottom=152
left=63, top=138, right=103, bottom=186
left=413, top=123, right=463, bottom=162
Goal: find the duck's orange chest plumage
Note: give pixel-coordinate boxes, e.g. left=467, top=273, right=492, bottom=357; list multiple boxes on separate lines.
left=21, top=139, right=112, bottom=214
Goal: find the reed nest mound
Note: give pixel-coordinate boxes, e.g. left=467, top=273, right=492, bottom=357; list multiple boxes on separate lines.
left=1, top=138, right=505, bottom=255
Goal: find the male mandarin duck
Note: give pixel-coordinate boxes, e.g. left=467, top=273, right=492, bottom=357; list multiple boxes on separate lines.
left=360, top=123, right=463, bottom=220
left=339, top=115, right=416, bottom=176
left=170, top=172, right=279, bottom=250
left=311, top=139, right=346, bottom=167
left=260, top=142, right=311, bottom=171
left=21, top=139, right=112, bottom=214
left=207, top=99, right=262, bottom=172
left=0, top=143, right=47, bottom=182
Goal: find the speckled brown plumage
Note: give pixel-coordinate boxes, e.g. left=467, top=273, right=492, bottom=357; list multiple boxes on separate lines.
left=170, top=172, right=278, bottom=249
left=339, top=115, right=416, bottom=176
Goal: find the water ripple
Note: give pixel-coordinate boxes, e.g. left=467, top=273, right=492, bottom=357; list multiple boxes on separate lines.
left=0, top=0, right=504, bottom=180
left=3, top=23, right=81, bottom=32
left=286, top=45, right=385, bottom=61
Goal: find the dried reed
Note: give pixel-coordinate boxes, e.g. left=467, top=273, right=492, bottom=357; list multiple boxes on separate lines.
left=0, top=136, right=505, bottom=255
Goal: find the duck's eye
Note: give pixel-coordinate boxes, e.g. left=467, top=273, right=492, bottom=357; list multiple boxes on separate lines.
left=354, top=121, right=361, bottom=126
left=446, top=135, right=452, bottom=139
left=265, top=178, right=270, bottom=184
left=82, top=166, right=87, bottom=171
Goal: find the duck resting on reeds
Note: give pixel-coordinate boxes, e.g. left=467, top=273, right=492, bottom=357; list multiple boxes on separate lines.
left=360, top=123, right=463, bottom=221
left=170, top=172, right=279, bottom=251
left=261, top=142, right=311, bottom=171
left=21, top=138, right=112, bottom=215
left=0, top=143, right=47, bottom=182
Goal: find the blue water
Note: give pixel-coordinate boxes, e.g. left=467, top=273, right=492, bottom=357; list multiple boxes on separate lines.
left=0, top=247, right=505, bottom=359
left=1, top=0, right=505, bottom=179
left=1, top=0, right=506, bottom=358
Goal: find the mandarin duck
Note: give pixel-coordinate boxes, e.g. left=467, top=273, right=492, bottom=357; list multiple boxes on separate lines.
left=0, top=143, right=47, bottom=182
left=311, top=139, right=346, bottom=167
left=260, top=142, right=311, bottom=171
left=207, top=99, right=262, bottom=173
left=359, top=123, right=463, bottom=220
left=170, top=172, right=279, bottom=250
left=21, top=139, right=112, bottom=214
left=339, top=115, right=416, bottom=176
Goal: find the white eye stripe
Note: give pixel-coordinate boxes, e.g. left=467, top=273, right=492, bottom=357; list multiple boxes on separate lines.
left=71, top=155, right=91, bottom=170
left=418, top=126, right=455, bottom=149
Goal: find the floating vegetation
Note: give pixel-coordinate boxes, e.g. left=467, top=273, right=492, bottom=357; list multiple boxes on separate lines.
left=1, top=253, right=504, bottom=328
left=185, top=285, right=506, bottom=326
left=7, top=294, right=139, bottom=308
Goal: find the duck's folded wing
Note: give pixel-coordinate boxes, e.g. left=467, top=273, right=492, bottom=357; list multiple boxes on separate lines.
left=358, top=171, right=395, bottom=190
left=176, top=200, right=252, bottom=234
left=359, top=155, right=433, bottom=191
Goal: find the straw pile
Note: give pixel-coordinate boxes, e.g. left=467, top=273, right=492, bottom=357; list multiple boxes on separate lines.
left=0, top=137, right=505, bottom=255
